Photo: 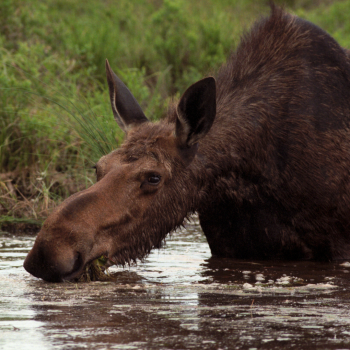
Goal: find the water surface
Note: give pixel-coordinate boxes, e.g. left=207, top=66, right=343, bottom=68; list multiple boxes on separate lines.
left=1, top=220, right=350, bottom=349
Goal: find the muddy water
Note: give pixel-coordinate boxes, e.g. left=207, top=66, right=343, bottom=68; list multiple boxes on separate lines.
left=1, top=220, right=350, bottom=350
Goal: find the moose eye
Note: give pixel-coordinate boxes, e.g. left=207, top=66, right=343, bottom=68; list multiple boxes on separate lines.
left=147, top=174, right=161, bottom=185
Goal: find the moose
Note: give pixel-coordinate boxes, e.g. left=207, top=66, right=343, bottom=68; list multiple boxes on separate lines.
left=24, top=7, right=350, bottom=282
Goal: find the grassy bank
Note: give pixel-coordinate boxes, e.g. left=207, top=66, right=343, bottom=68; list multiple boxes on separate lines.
left=1, top=0, right=350, bottom=230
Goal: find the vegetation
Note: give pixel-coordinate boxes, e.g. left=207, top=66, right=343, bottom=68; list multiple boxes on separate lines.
left=1, top=0, right=350, bottom=230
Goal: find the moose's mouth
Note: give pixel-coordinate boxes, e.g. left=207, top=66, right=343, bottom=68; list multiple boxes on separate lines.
left=62, top=253, right=115, bottom=282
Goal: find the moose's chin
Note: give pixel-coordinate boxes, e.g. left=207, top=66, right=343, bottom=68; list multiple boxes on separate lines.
left=61, top=265, right=86, bottom=282
left=63, top=253, right=113, bottom=282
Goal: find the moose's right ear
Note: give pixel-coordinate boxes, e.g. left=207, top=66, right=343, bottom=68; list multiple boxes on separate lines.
left=105, top=59, right=149, bottom=133
left=176, top=77, right=216, bottom=149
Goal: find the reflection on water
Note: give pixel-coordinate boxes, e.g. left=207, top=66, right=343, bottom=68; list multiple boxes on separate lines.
left=1, top=220, right=350, bottom=349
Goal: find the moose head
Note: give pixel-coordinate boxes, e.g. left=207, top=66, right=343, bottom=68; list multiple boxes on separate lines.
left=23, top=60, right=216, bottom=282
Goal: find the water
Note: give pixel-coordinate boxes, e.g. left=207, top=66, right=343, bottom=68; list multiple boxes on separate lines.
left=1, top=220, right=350, bottom=349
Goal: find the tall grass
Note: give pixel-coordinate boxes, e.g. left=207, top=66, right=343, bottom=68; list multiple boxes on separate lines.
left=1, top=0, right=350, bottom=225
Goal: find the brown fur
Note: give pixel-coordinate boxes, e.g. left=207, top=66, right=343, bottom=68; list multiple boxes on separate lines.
left=24, top=7, right=350, bottom=282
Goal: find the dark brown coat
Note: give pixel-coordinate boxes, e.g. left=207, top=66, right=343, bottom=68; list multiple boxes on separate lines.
left=24, top=7, right=350, bottom=282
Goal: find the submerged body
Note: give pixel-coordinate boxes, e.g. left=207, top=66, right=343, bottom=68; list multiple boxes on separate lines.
left=24, top=7, right=350, bottom=282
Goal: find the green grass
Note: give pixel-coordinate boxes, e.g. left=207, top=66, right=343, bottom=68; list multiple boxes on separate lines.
left=1, top=0, right=350, bottom=222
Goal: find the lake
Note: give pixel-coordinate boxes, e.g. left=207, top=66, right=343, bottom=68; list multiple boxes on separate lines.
left=1, top=219, right=350, bottom=349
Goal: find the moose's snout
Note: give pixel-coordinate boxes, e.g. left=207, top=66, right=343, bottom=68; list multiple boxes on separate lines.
left=23, top=178, right=123, bottom=282
left=23, top=235, right=84, bottom=282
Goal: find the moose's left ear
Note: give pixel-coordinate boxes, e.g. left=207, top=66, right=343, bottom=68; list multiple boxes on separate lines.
left=106, top=59, right=149, bottom=133
left=176, top=77, right=216, bottom=148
